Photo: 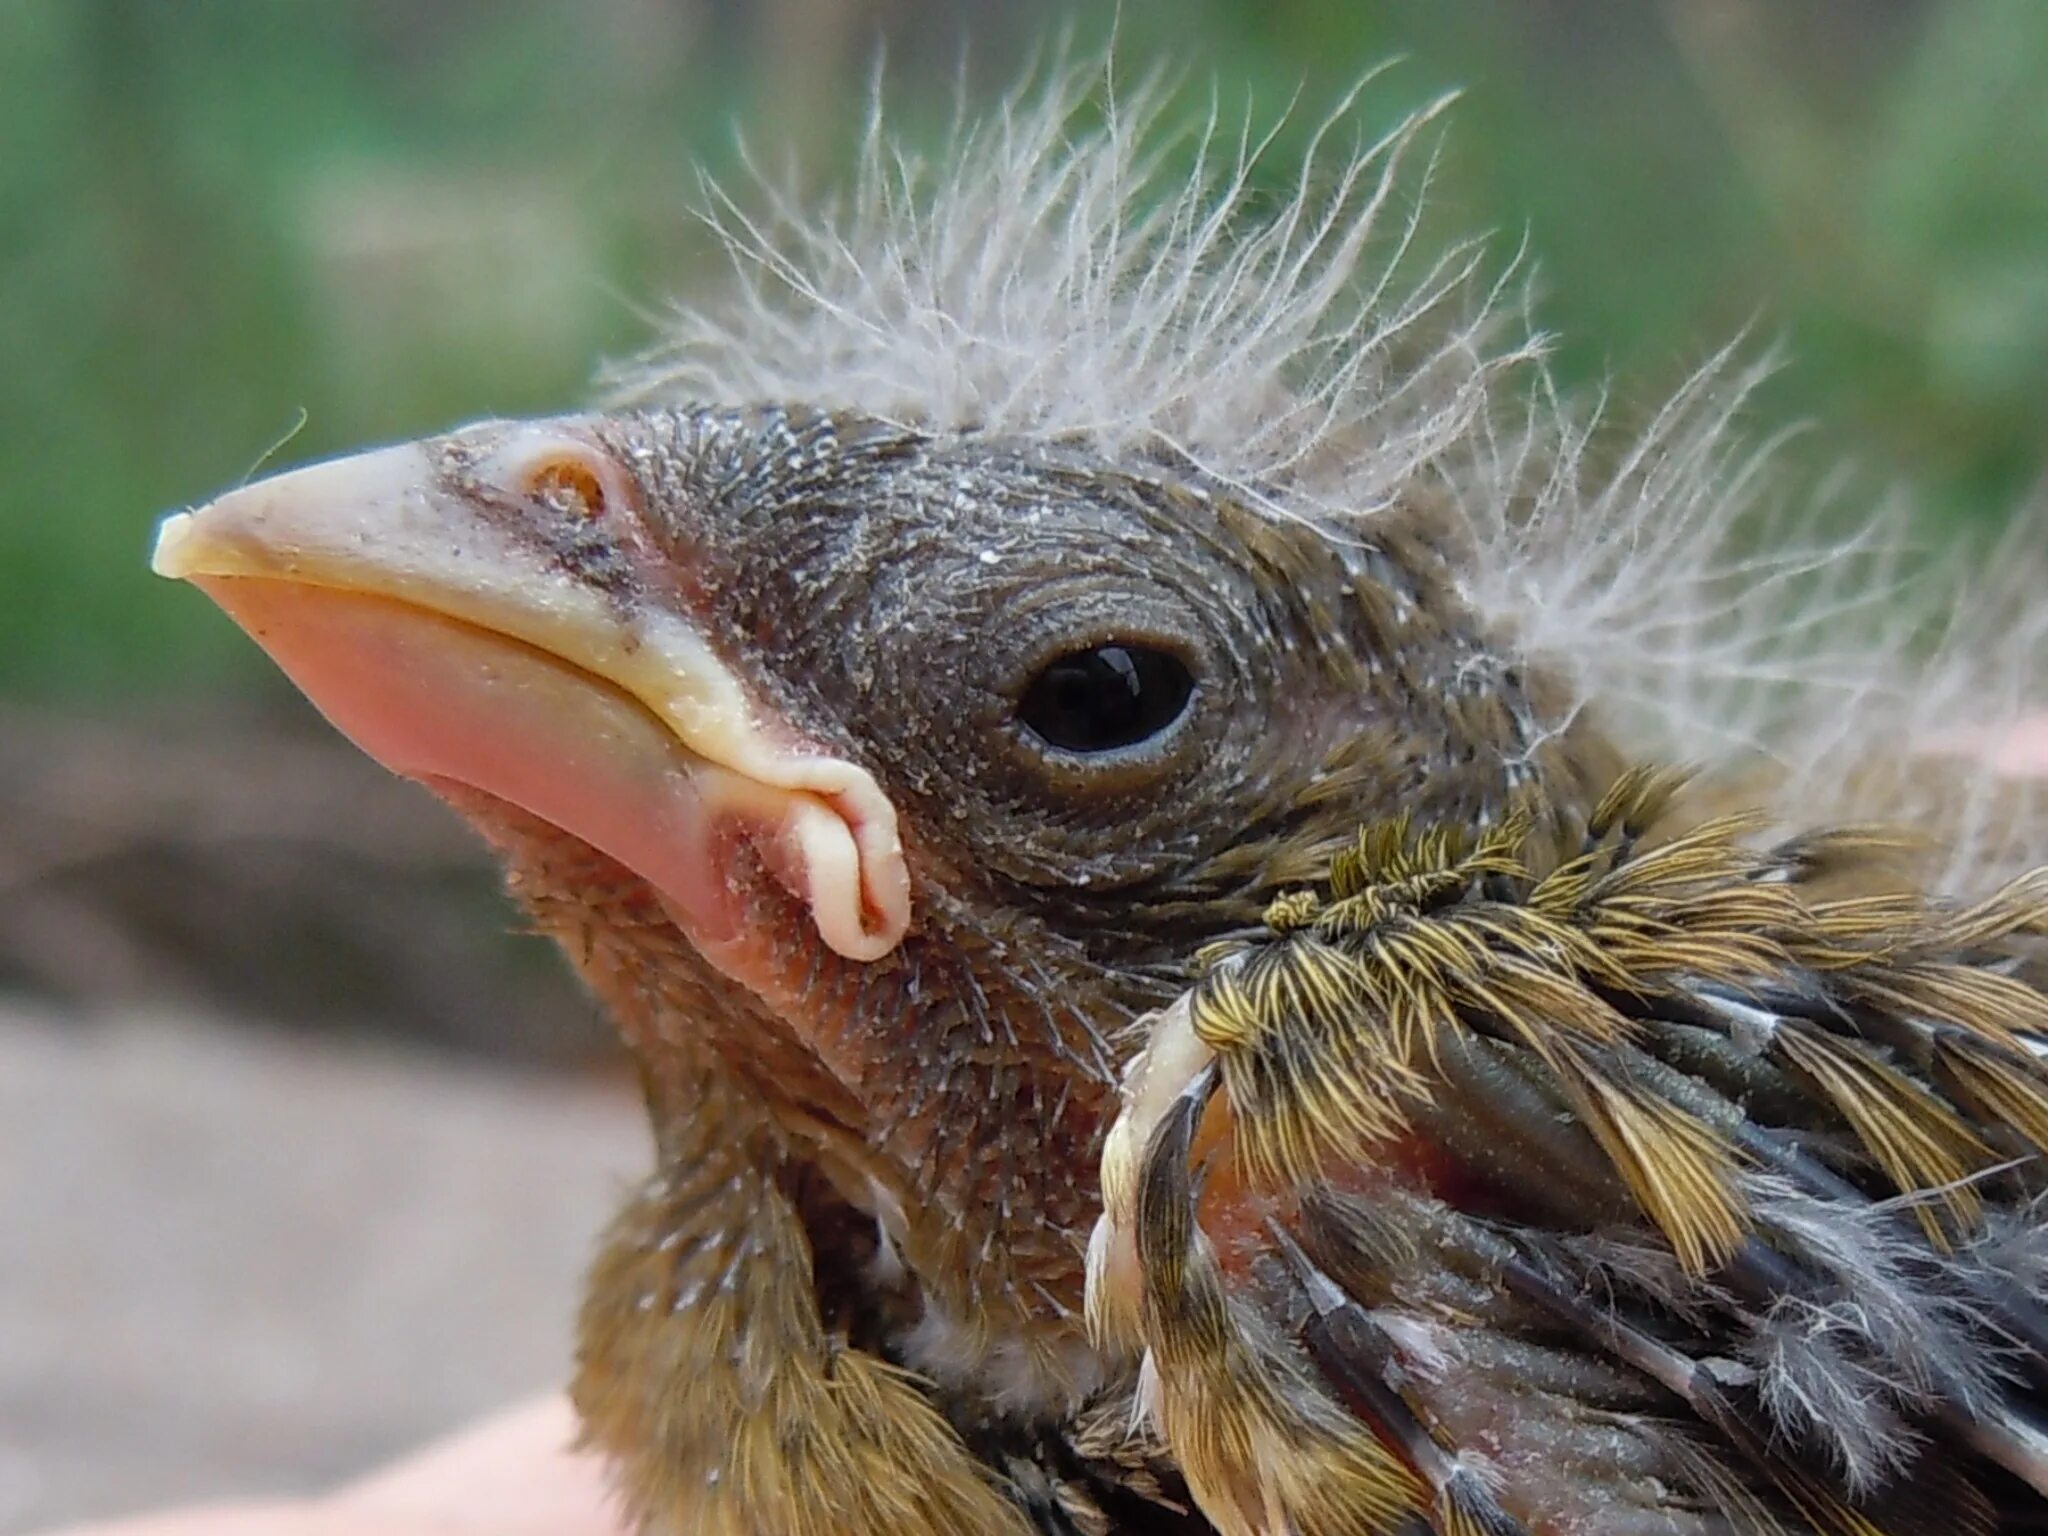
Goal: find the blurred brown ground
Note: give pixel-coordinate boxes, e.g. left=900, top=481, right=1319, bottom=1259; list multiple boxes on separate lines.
left=0, top=707, right=605, bottom=1062
left=0, top=1002, right=645, bottom=1533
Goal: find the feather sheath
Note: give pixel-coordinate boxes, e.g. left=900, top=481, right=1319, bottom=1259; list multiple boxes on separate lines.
left=1093, top=771, right=2048, bottom=1533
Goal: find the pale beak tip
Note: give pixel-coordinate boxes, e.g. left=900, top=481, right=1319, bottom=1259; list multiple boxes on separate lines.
left=150, top=510, right=201, bottom=580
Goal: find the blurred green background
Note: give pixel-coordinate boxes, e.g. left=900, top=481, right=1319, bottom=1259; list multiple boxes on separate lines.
left=3, top=0, right=2045, bottom=1049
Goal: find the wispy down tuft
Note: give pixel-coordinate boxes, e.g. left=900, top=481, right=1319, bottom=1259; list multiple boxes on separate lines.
left=1448, top=348, right=2048, bottom=890
left=614, top=55, right=2048, bottom=888
left=611, top=56, right=1525, bottom=521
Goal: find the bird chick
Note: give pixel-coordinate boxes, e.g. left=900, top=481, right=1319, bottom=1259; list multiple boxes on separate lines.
left=151, top=64, right=2048, bottom=1536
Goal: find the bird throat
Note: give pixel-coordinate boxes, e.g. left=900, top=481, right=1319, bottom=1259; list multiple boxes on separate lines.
left=439, top=785, right=1119, bottom=1417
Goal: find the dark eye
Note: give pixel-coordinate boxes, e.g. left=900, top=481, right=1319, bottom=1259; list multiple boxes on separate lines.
left=1017, top=644, right=1195, bottom=754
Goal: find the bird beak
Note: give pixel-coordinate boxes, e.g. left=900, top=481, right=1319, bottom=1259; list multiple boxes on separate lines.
left=150, top=425, right=910, bottom=965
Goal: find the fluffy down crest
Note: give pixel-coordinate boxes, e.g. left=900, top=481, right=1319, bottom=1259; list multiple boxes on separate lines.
left=613, top=56, right=2048, bottom=894
left=612, top=56, right=1514, bottom=515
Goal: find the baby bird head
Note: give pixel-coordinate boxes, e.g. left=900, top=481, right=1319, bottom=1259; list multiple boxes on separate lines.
left=150, top=391, right=1598, bottom=1355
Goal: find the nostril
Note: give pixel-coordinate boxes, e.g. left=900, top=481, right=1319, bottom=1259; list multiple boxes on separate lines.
left=525, top=455, right=610, bottom=521
left=478, top=426, right=636, bottom=529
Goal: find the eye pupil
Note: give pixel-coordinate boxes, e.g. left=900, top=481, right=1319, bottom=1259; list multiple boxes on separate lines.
left=1019, top=644, right=1195, bottom=754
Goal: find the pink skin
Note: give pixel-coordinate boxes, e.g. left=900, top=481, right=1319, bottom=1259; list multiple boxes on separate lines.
left=40, top=1398, right=620, bottom=1536
left=194, top=573, right=815, bottom=959
left=191, top=574, right=916, bottom=1100
left=1934, top=717, right=2048, bottom=777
